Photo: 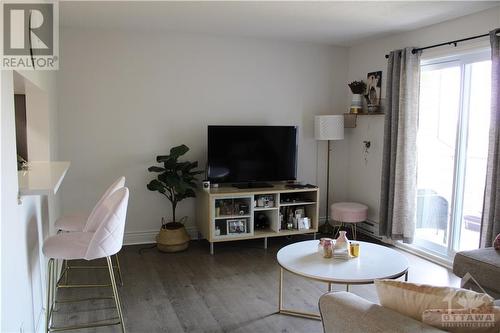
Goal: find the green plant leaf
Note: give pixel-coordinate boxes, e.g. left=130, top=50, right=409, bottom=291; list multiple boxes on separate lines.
left=156, top=155, right=171, bottom=163
left=175, top=188, right=196, bottom=201
left=148, top=166, right=165, bottom=172
left=163, top=158, right=177, bottom=170
left=147, top=179, right=166, bottom=194
left=170, top=144, right=189, bottom=157
left=159, top=173, right=178, bottom=186
left=181, top=161, right=198, bottom=171
left=176, top=161, right=190, bottom=172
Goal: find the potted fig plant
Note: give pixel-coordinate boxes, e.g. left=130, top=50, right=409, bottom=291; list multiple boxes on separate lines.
left=147, top=144, right=203, bottom=252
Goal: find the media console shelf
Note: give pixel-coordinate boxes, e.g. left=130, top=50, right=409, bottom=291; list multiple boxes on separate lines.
left=197, top=184, right=319, bottom=254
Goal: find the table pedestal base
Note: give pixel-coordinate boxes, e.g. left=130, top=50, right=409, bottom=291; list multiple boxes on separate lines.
left=277, top=267, right=409, bottom=321
left=278, top=268, right=323, bottom=320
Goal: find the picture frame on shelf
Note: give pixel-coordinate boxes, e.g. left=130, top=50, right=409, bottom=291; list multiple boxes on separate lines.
left=255, top=194, right=275, bottom=208
left=227, top=219, right=247, bottom=235
left=366, top=71, right=382, bottom=108
left=298, top=217, right=311, bottom=230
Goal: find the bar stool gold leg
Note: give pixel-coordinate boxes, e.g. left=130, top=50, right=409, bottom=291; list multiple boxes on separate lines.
left=45, top=256, right=125, bottom=332
left=63, top=260, right=69, bottom=285
left=114, top=254, right=124, bottom=287
left=45, top=259, right=54, bottom=333
left=350, top=224, right=356, bottom=240
left=52, top=259, right=57, bottom=313
left=58, top=256, right=124, bottom=288
left=107, top=256, right=126, bottom=333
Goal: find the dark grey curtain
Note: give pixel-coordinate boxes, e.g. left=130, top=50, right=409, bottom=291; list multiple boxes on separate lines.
left=379, top=47, right=421, bottom=243
left=480, top=29, right=500, bottom=248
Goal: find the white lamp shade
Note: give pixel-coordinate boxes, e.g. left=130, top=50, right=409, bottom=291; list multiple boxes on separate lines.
left=314, top=115, right=344, bottom=140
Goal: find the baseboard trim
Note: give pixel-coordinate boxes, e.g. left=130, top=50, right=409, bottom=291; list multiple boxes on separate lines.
left=123, top=231, right=157, bottom=245
left=124, top=227, right=199, bottom=245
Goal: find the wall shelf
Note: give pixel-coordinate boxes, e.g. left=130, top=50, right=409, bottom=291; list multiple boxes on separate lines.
left=344, top=112, right=385, bottom=128
left=279, top=201, right=316, bottom=207
left=253, top=207, right=279, bottom=211
left=214, top=214, right=251, bottom=220
left=348, top=112, right=385, bottom=115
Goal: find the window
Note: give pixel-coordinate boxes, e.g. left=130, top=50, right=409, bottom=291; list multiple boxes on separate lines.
left=415, top=50, right=491, bottom=258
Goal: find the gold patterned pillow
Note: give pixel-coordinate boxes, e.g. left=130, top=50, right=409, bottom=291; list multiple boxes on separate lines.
left=375, top=280, right=494, bottom=321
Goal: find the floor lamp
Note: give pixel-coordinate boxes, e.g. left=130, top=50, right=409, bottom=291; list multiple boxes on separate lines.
left=314, top=115, right=345, bottom=225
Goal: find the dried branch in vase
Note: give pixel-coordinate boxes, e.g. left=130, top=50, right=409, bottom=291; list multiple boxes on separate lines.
left=348, top=80, right=366, bottom=94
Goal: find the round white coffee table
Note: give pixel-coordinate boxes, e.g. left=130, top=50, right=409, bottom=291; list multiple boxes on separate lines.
left=276, top=240, right=409, bottom=320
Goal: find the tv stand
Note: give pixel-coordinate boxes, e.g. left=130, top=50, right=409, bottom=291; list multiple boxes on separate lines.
left=233, top=182, right=274, bottom=189
left=196, top=184, right=319, bottom=254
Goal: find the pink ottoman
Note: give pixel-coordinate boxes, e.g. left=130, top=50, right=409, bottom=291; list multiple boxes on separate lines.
left=330, top=202, right=368, bottom=239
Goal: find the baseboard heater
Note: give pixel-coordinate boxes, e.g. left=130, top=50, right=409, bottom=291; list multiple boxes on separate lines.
left=357, top=219, right=382, bottom=240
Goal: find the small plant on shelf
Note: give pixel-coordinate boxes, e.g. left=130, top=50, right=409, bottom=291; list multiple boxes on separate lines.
left=348, top=80, right=367, bottom=114
left=347, top=80, right=366, bottom=94
left=147, top=144, right=203, bottom=252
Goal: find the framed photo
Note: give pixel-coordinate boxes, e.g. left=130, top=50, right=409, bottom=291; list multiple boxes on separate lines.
left=227, top=219, right=247, bottom=235
left=366, top=71, right=382, bottom=106
left=298, top=217, right=311, bottom=230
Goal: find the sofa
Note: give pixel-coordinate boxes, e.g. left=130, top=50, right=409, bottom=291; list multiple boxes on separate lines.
left=453, top=247, right=500, bottom=299
left=319, top=292, right=445, bottom=332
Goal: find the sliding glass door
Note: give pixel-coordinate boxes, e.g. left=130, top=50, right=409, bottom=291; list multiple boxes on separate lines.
left=415, top=51, right=491, bottom=257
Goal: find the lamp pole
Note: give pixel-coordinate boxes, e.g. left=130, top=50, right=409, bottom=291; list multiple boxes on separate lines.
left=314, top=115, right=344, bottom=228
left=326, top=140, right=331, bottom=225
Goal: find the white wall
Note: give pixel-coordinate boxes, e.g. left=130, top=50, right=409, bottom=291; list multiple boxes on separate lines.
left=57, top=29, right=349, bottom=242
left=333, top=7, right=500, bottom=226
left=1, top=68, right=58, bottom=333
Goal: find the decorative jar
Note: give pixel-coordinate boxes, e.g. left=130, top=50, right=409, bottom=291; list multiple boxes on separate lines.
left=323, top=239, right=333, bottom=258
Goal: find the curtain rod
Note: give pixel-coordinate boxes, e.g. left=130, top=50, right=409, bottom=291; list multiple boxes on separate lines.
left=384, top=32, right=492, bottom=59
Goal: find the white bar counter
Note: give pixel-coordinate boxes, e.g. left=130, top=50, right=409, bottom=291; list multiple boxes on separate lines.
left=18, top=161, right=70, bottom=196
left=17, top=161, right=71, bottom=327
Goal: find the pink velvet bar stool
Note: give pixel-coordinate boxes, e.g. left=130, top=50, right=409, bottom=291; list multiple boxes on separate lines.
left=55, top=176, right=125, bottom=286
left=330, top=202, right=368, bottom=239
left=43, top=187, right=129, bottom=333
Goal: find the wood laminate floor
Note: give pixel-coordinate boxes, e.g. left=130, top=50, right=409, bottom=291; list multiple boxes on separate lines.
left=52, top=235, right=460, bottom=333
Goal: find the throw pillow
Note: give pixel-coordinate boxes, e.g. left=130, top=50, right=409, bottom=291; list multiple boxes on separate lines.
left=494, top=233, right=500, bottom=250
left=375, top=280, right=494, bottom=321
left=422, top=306, right=500, bottom=333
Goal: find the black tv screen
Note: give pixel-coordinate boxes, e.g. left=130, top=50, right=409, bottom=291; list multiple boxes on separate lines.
left=207, top=126, right=298, bottom=184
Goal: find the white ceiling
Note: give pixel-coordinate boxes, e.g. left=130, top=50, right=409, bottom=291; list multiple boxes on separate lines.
left=61, top=1, right=500, bottom=46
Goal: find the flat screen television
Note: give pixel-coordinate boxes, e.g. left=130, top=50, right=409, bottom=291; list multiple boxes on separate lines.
left=207, top=125, right=298, bottom=186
